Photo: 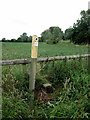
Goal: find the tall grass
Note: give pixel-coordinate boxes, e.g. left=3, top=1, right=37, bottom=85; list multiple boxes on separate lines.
left=2, top=57, right=89, bottom=119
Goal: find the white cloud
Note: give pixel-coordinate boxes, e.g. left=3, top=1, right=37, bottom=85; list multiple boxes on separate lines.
left=0, top=0, right=89, bottom=39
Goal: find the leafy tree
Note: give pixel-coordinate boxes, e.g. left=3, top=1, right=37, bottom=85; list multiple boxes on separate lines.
left=70, top=10, right=90, bottom=44
left=28, top=36, right=32, bottom=42
left=41, top=26, right=63, bottom=44
left=64, top=27, right=73, bottom=40
left=41, top=29, right=52, bottom=43
left=38, top=37, right=43, bottom=42
left=1, top=33, right=32, bottom=42
left=49, top=27, right=63, bottom=44
left=17, top=33, right=32, bottom=42
left=1, top=38, right=6, bottom=42
left=17, top=37, right=22, bottom=42
left=20, top=32, right=28, bottom=42
left=11, top=39, right=16, bottom=42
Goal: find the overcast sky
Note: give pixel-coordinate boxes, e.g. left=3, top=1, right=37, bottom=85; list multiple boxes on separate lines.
left=0, top=0, right=89, bottom=40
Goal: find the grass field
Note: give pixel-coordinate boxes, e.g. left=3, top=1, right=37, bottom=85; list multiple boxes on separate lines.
left=2, top=41, right=88, bottom=60
left=1, top=41, right=90, bottom=119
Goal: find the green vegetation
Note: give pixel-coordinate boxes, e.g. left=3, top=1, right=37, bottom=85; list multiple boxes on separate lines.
left=2, top=57, right=89, bottom=119
left=2, top=41, right=88, bottom=60
left=1, top=8, right=90, bottom=119
left=41, top=26, right=63, bottom=44
left=1, top=33, right=32, bottom=43
left=2, top=41, right=89, bottom=119
left=65, top=10, right=90, bottom=44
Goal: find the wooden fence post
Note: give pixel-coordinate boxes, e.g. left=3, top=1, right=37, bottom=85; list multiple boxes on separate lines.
left=29, top=35, right=38, bottom=91
left=29, top=58, right=36, bottom=91
left=88, top=1, right=90, bottom=10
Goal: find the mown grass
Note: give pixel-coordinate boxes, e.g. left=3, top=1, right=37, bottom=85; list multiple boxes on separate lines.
left=2, top=41, right=88, bottom=60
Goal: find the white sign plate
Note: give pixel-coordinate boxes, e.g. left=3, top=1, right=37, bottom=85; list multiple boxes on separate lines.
left=34, top=42, right=38, bottom=46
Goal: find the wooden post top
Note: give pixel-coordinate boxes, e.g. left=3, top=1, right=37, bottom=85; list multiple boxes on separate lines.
left=88, top=1, right=90, bottom=9
left=31, top=35, right=38, bottom=58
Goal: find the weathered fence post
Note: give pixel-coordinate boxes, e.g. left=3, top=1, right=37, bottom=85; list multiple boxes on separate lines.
left=29, top=35, right=38, bottom=91
left=88, top=1, right=90, bottom=10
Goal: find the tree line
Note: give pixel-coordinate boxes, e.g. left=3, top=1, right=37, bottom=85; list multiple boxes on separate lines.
left=1, top=9, right=90, bottom=44
left=1, top=33, right=32, bottom=43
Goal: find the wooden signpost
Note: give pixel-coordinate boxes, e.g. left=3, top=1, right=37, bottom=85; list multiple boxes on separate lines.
left=29, top=35, right=38, bottom=91
left=88, top=1, right=90, bottom=10
left=88, top=1, right=90, bottom=16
